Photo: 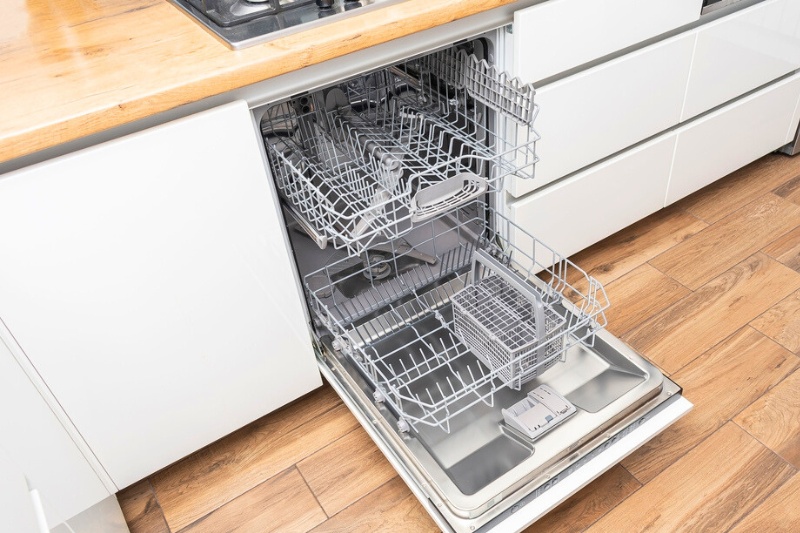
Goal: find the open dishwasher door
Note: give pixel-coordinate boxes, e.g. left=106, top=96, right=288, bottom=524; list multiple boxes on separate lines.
left=257, top=44, right=692, bottom=532
left=305, top=205, right=691, bottom=532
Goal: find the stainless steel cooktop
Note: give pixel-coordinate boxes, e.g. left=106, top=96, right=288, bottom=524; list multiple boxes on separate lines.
left=170, top=0, right=403, bottom=49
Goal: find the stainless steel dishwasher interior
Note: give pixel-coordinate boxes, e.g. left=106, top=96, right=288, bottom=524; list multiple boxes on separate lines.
left=258, top=42, right=676, bottom=530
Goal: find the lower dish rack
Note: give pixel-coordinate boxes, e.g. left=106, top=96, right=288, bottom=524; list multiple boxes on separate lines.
left=307, top=205, right=609, bottom=433
left=261, top=48, right=539, bottom=256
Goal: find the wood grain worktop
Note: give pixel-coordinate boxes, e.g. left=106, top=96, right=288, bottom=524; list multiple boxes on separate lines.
left=0, top=0, right=521, bottom=165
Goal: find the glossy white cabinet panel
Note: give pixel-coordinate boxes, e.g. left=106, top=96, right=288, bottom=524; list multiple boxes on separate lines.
left=508, top=33, right=695, bottom=198
left=51, top=496, right=130, bottom=533
left=0, top=448, right=41, bottom=533
left=513, top=0, right=701, bottom=83
left=0, top=333, right=110, bottom=526
left=682, top=0, right=800, bottom=121
left=508, top=134, right=676, bottom=260
left=667, top=72, right=800, bottom=205
left=0, top=101, right=321, bottom=488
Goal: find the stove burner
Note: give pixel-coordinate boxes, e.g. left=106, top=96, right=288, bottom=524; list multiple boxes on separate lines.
left=172, top=0, right=390, bottom=49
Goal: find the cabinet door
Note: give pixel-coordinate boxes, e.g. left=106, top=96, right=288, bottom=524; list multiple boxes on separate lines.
left=507, top=133, right=677, bottom=260
left=513, top=0, right=701, bottom=84
left=667, top=72, right=800, bottom=205
left=0, top=448, right=42, bottom=533
left=0, top=332, right=110, bottom=526
left=508, top=33, right=695, bottom=198
left=0, top=101, right=321, bottom=488
left=682, top=0, right=800, bottom=120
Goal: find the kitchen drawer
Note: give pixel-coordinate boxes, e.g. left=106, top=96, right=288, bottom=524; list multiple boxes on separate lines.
left=513, top=0, right=701, bottom=84
left=682, top=0, right=800, bottom=121
left=667, top=71, right=800, bottom=205
left=507, top=134, right=676, bottom=260
left=508, top=32, right=695, bottom=198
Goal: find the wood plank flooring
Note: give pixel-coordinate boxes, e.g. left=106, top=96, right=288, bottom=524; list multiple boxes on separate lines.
left=118, top=153, right=800, bottom=532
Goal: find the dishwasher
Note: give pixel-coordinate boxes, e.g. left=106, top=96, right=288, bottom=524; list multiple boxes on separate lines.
left=254, top=39, right=691, bottom=532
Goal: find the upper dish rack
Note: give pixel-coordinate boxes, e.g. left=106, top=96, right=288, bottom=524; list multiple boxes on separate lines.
left=261, top=48, right=539, bottom=256
left=306, top=205, right=609, bottom=433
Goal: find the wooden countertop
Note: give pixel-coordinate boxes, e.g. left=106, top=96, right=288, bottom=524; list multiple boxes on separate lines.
left=0, top=0, right=520, bottom=165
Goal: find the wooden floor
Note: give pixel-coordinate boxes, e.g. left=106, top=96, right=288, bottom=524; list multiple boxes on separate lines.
left=118, top=154, right=800, bottom=533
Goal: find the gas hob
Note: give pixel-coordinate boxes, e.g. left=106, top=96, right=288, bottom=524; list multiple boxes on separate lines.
left=171, top=0, right=400, bottom=49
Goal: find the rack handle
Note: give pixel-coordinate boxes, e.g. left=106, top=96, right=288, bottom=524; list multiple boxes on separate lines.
left=471, top=248, right=547, bottom=364
left=410, top=173, right=488, bottom=223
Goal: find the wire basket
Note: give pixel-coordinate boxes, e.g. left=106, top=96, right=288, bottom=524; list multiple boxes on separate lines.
left=261, top=47, right=539, bottom=255
left=452, top=249, right=566, bottom=388
left=308, top=205, right=609, bottom=433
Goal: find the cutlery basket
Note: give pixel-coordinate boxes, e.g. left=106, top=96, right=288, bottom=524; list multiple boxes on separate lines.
left=452, top=248, right=566, bottom=387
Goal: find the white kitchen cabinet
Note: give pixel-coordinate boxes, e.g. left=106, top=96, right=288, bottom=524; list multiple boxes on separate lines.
left=507, top=133, right=677, bottom=260
left=0, top=101, right=321, bottom=489
left=513, top=0, right=701, bottom=84
left=508, top=32, right=695, bottom=198
left=0, top=448, right=42, bottom=533
left=667, top=71, right=800, bottom=205
left=682, top=0, right=800, bottom=121
left=0, top=329, right=110, bottom=526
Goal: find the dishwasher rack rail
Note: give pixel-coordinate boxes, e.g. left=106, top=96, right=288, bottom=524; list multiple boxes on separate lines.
left=307, top=205, right=609, bottom=433
left=261, top=48, right=539, bottom=256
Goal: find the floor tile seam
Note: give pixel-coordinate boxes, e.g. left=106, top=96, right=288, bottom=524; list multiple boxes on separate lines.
left=715, top=189, right=791, bottom=219
left=171, top=464, right=309, bottom=533
left=622, top=398, right=782, bottom=489
left=579, top=469, right=645, bottom=533
left=643, top=317, right=748, bottom=378
left=717, top=442, right=799, bottom=533
left=294, top=465, right=331, bottom=523
left=645, top=191, right=794, bottom=277
left=594, top=424, right=762, bottom=526
left=632, top=250, right=800, bottom=375
left=624, top=207, right=713, bottom=272
left=686, top=167, right=800, bottom=224
left=269, top=386, right=347, bottom=433
left=731, top=417, right=800, bottom=473
left=669, top=325, right=795, bottom=386
left=295, top=426, right=365, bottom=474
left=606, top=268, right=694, bottom=340
left=677, top=204, right=714, bottom=226
left=264, top=400, right=360, bottom=477
left=145, top=477, right=173, bottom=533
left=756, top=220, right=800, bottom=263
left=679, top=215, right=800, bottom=289
left=308, top=474, right=401, bottom=529
left=721, top=477, right=798, bottom=533
left=159, top=400, right=357, bottom=530
left=729, top=366, right=800, bottom=428
left=295, top=426, right=390, bottom=517
left=642, top=259, right=693, bottom=294
left=623, top=423, right=727, bottom=488
left=760, top=220, right=800, bottom=258
left=574, top=206, right=710, bottom=285
left=748, top=294, right=800, bottom=356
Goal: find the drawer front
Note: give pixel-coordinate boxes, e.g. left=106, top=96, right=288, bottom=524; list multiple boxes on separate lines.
left=509, top=33, right=694, bottom=198
left=513, top=0, right=701, bottom=84
left=682, top=0, right=800, bottom=121
left=508, top=134, right=677, bottom=260
left=667, top=72, right=800, bottom=205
